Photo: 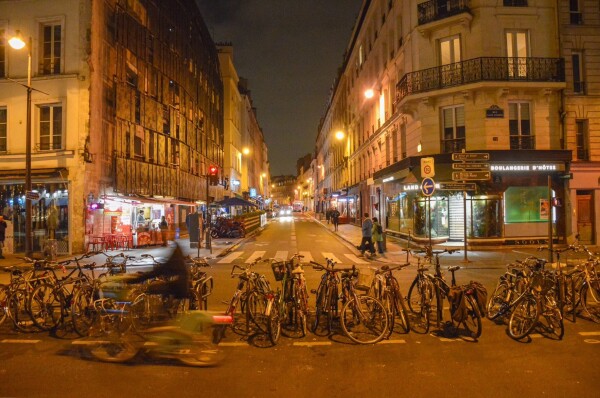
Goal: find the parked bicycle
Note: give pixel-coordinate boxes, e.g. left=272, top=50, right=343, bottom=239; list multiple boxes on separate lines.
left=369, top=263, right=411, bottom=337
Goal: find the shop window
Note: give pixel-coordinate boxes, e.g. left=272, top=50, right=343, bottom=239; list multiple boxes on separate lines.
left=414, top=196, right=449, bottom=238
left=0, top=107, right=6, bottom=152
left=39, top=22, right=62, bottom=75
left=38, top=104, right=63, bottom=150
left=441, top=105, right=465, bottom=153
left=576, top=119, right=589, bottom=161
left=504, top=186, right=549, bottom=223
left=509, top=102, right=533, bottom=149
left=468, top=196, right=501, bottom=238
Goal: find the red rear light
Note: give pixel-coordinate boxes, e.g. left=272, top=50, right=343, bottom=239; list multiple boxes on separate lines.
left=212, top=315, right=233, bottom=324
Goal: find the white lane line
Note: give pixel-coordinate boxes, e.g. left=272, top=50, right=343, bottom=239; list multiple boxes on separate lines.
left=579, top=331, right=600, bottom=336
left=439, top=338, right=464, bottom=342
left=322, top=253, right=343, bottom=265
left=217, top=251, right=243, bottom=264
left=1, top=339, right=41, bottom=344
left=529, top=334, right=543, bottom=339
left=379, top=339, right=406, bottom=344
left=344, top=253, right=369, bottom=265
left=293, top=342, right=332, bottom=347
left=298, top=251, right=313, bottom=263
left=245, top=251, right=266, bottom=264
left=274, top=251, right=288, bottom=262
left=218, top=342, right=249, bottom=347
left=72, top=340, right=110, bottom=345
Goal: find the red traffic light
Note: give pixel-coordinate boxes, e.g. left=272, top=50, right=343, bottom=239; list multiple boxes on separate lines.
left=209, top=165, right=218, bottom=175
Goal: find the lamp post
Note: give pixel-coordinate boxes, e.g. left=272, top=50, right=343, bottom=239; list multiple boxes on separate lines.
left=8, top=32, right=34, bottom=257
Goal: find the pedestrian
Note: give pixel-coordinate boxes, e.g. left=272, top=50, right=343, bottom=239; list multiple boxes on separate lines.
left=159, top=215, right=168, bottom=246
left=0, top=215, right=7, bottom=259
left=372, top=217, right=384, bottom=254
left=326, top=209, right=331, bottom=224
left=357, top=213, right=375, bottom=257
left=331, top=208, right=340, bottom=231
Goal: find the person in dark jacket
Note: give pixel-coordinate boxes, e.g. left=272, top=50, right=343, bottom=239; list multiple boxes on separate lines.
left=0, top=216, right=7, bottom=259
left=331, top=209, right=340, bottom=231
left=357, top=213, right=375, bottom=257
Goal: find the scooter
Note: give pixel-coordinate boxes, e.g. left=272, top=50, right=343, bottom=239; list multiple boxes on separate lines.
left=86, top=310, right=232, bottom=367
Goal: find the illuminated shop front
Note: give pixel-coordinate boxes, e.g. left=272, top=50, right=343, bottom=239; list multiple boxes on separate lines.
left=377, top=151, right=571, bottom=245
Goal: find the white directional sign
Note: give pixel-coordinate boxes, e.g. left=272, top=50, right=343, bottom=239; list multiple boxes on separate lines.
left=421, top=157, right=435, bottom=178
left=452, top=152, right=490, bottom=161
left=452, top=171, right=491, bottom=181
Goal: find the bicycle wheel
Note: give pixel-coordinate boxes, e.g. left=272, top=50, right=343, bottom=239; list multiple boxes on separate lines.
left=390, top=279, right=410, bottom=334
left=341, top=295, right=388, bottom=344
left=326, top=285, right=338, bottom=335
left=311, top=283, right=326, bottom=334
left=461, top=295, right=482, bottom=339
left=90, top=339, right=138, bottom=363
left=0, top=285, right=8, bottom=326
left=246, top=290, right=269, bottom=334
left=267, top=298, right=281, bottom=344
left=178, top=342, right=223, bottom=367
left=408, top=278, right=432, bottom=334
left=580, top=283, right=600, bottom=323
left=71, top=285, right=96, bottom=336
left=130, top=293, right=153, bottom=332
left=29, top=283, right=62, bottom=331
left=487, top=281, right=510, bottom=320
left=8, top=289, right=38, bottom=332
left=508, top=295, right=538, bottom=340
left=541, top=295, right=564, bottom=340
left=296, top=280, right=309, bottom=337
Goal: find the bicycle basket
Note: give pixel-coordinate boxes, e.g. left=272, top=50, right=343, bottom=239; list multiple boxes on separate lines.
left=271, top=261, right=286, bottom=281
left=355, top=267, right=376, bottom=291
left=530, top=272, right=554, bottom=295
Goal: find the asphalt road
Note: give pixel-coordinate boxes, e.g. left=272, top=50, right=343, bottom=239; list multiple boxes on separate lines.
left=1, top=214, right=599, bottom=398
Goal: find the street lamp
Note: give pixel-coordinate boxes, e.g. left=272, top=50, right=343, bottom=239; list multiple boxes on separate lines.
left=9, top=31, right=34, bottom=257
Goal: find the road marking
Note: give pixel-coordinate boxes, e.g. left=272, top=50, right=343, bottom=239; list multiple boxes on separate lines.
left=529, top=334, right=543, bottom=338
left=217, top=251, right=243, bottom=264
left=1, top=339, right=41, bottom=344
left=379, top=339, right=406, bottom=344
left=298, top=251, right=313, bottom=263
left=322, top=253, right=343, bottom=264
left=583, top=339, right=600, bottom=344
left=274, top=251, right=288, bottom=262
left=246, top=251, right=266, bottom=264
left=579, top=331, right=600, bottom=336
left=72, top=340, right=110, bottom=345
left=439, top=338, right=464, bottom=342
left=218, top=342, right=249, bottom=347
left=344, top=253, right=369, bottom=264
left=293, top=342, right=332, bottom=347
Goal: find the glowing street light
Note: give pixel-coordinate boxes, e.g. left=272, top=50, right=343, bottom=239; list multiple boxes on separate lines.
left=335, top=130, right=345, bottom=141
left=364, top=88, right=375, bottom=99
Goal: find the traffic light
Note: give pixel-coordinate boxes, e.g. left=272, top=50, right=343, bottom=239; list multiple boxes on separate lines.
left=208, top=165, right=219, bottom=185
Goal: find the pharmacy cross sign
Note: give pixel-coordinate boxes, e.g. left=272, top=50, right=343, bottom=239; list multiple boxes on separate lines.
left=421, top=177, right=435, bottom=197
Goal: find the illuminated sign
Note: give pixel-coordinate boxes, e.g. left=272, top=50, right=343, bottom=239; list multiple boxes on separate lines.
left=491, top=163, right=564, bottom=172
left=382, top=176, right=394, bottom=183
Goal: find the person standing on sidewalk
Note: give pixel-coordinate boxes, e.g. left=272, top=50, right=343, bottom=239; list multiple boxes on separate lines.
left=331, top=208, right=340, bottom=231
left=372, top=217, right=384, bottom=255
left=357, top=213, right=375, bottom=257
left=0, top=216, right=7, bottom=259
left=159, top=216, right=169, bottom=246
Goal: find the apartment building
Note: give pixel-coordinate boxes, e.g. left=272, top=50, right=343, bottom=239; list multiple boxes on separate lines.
left=316, top=0, right=586, bottom=246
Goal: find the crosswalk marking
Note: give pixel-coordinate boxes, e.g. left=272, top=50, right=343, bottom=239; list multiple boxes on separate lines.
left=274, top=251, right=288, bottom=262
left=344, top=253, right=369, bottom=265
left=298, top=251, right=313, bottom=263
left=322, top=253, right=343, bottom=265
left=218, top=251, right=243, bottom=264
left=379, top=339, right=406, bottom=344
left=245, top=251, right=266, bottom=264
left=579, top=331, right=600, bottom=336
left=218, top=342, right=249, bottom=347
left=293, top=342, right=332, bottom=347
left=1, top=339, right=41, bottom=344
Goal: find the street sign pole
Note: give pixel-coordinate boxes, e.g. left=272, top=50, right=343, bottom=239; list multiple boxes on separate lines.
left=428, top=196, right=432, bottom=249
left=462, top=188, right=469, bottom=263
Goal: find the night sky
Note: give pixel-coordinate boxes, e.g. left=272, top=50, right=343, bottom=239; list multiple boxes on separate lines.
left=195, top=0, right=362, bottom=176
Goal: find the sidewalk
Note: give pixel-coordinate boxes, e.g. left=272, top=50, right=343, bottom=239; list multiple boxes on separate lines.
left=307, top=211, right=546, bottom=269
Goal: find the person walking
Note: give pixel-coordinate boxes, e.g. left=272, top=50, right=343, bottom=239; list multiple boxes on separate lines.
left=159, top=216, right=169, bottom=246
left=372, top=217, right=384, bottom=255
left=357, top=213, right=375, bottom=257
left=0, top=216, right=7, bottom=259
left=331, top=208, right=340, bottom=231
left=325, top=208, right=331, bottom=224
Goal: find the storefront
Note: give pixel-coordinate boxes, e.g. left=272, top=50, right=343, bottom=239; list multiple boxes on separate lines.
left=376, top=150, right=571, bottom=246
left=330, top=189, right=357, bottom=224
left=0, top=182, right=70, bottom=255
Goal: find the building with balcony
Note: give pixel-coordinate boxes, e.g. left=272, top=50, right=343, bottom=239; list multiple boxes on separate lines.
left=316, top=0, right=578, bottom=246
left=1, top=0, right=224, bottom=253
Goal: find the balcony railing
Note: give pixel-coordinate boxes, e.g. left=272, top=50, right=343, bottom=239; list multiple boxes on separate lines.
left=442, top=138, right=466, bottom=153
left=418, top=0, right=469, bottom=25
left=510, top=135, right=535, bottom=150
left=396, top=57, right=565, bottom=103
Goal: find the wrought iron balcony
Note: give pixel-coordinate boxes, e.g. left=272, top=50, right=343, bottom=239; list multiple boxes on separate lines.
left=510, top=135, right=535, bottom=150
left=442, top=138, right=466, bottom=153
left=396, top=57, right=565, bottom=103
left=418, top=0, right=469, bottom=25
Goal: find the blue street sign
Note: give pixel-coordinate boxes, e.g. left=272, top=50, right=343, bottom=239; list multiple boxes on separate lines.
left=421, top=177, right=435, bottom=197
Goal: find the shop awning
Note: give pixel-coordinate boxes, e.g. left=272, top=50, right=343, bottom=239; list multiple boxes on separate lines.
left=214, top=197, right=258, bottom=208
left=102, top=194, right=198, bottom=206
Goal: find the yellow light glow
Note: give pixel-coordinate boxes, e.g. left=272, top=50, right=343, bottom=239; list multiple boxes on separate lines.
left=242, top=147, right=250, bottom=155
left=8, top=31, right=26, bottom=50
left=364, top=88, right=375, bottom=99
left=335, top=130, right=345, bottom=141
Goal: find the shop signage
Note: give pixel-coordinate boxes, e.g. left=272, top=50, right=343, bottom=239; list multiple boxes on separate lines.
left=382, top=176, right=394, bottom=183
left=421, top=177, right=436, bottom=196
left=421, top=157, right=435, bottom=178
left=490, top=163, right=565, bottom=172
left=452, top=152, right=489, bottom=161
left=439, top=182, right=476, bottom=191
left=452, top=171, right=491, bottom=181
left=26, top=191, right=40, bottom=200
left=485, top=105, right=504, bottom=118
left=452, top=163, right=490, bottom=170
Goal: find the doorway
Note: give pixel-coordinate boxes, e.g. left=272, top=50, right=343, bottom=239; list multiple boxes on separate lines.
left=576, top=191, right=594, bottom=244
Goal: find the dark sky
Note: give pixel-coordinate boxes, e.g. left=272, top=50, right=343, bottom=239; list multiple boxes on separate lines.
left=195, top=0, right=362, bottom=176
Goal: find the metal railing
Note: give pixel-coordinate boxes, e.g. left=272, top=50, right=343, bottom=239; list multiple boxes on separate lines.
left=396, top=57, right=565, bottom=103
left=417, top=0, right=469, bottom=25
left=509, top=135, right=535, bottom=150
left=442, top=138, right=466, bottom=153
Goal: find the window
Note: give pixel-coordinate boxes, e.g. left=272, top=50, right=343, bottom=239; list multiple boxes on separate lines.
left=441, top=106, right=465, bottom=153
left=569, top=0, right=583, bottom=24
left=506, top=31, right=529, bottom=78
left=440, top=35, right=461, bottom=86
left=576, top=119, right=589, bottom=161
left=0, top=107, right=7, bottom=152
left=40, top=22, right=62, bottom=75
left=503, top=0, right=528, bottom=6
left=38, top=104, right=62, bottom=150
left=509, top=102, right=533, bottom=149
left=0, top=28, right=6, bottom=78
left=572, top=52, right=586, bottom=94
